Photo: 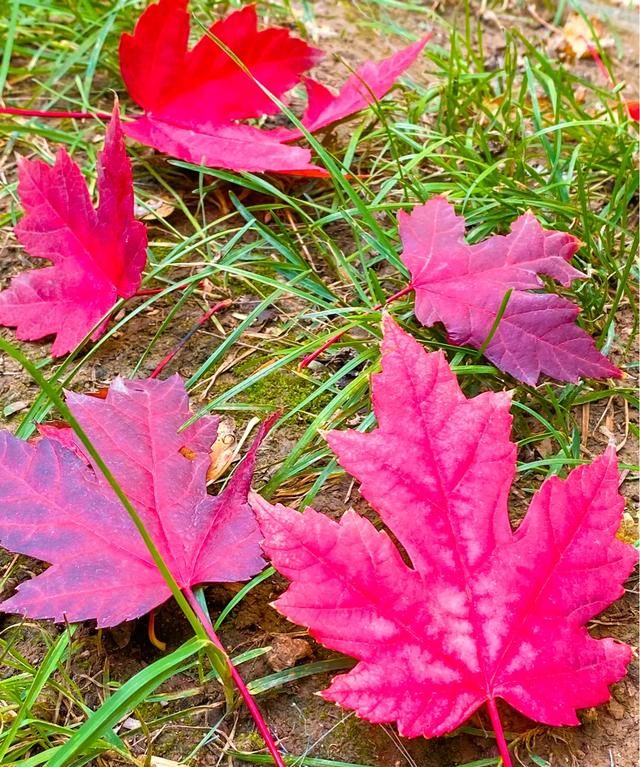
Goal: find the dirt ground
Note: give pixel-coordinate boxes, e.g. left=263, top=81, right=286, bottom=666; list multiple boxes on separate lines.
left=0, top=1, right=638, bottom=766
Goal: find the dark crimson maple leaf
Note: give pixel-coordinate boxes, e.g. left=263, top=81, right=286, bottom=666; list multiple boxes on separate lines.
left=253, top=316, right=636, bottom=765
left=119, top=0, right=429, bottom=174
left=398, top=196, right=621, bottom=384
left=0, top=376, right=270, bottom=627
left=0, top=104, right=147, bottom=356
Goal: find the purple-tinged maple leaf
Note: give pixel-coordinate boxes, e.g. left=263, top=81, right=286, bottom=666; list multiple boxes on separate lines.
left=398, top=196, right=621, bottom=384
left=0, top=376, right=270, bottom=627
left=253, top=316, right=636, bottom=761
left=118, top=0, right=428, bottom=174
left=0, top=104, right=147, bottom=356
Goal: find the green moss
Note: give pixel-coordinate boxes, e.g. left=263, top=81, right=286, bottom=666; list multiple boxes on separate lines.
left=231, top=358, right=330, bottom=421
left=235, top=731, right=269, bottom=751
left=135, top=700, right=165, bottom=721
left=332, top=715, right=385, bottom=761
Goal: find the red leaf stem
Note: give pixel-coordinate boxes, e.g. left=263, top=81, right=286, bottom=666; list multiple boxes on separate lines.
left=298, top=284, right=415, bottom=369
left=183, top=586, right=285, bottom=767
left=486, top=698, right=514, bottom=767
left=0, top=106, right=112, bottom=120
left=149, top=299, right=232, bottom=379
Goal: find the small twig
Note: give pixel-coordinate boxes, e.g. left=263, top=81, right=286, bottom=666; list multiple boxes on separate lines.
left=147, top=610, right=167, bottom=651
left=526, top=4, right=558, bottom=33
left=149, top=299, right=232, bottom=380
left=298, top=284, right=414, bottom=369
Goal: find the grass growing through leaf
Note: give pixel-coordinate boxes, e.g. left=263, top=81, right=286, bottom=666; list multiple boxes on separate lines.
left=0, top=0, right=637, bottom=765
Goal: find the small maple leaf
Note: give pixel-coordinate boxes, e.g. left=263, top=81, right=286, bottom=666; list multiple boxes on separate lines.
left=0, top=376, right=271, bottom=627
left=398, top=196, right=621, bottom=384
left=253, top=316, right=636, bottom=758
left=118, top=0, right=428, bottom=174
left=0, top=103, right=147, bottom=357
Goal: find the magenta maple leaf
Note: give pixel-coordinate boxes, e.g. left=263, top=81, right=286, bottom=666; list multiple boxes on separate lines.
left=253, top=316, right=636, bottom=762
left=0, top=104, right=147, bottom=357
left=118, top=0, right=428, bottom=174
left=0, top=376, right=270, bottom=627
left=398, top=196, right=621, bottom=384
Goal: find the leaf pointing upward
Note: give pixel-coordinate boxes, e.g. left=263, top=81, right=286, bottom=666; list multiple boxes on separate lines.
left=0, top=376, right=270, bottom=627
left=399, top=197, right=621, bottom=384
left=254, top=316, right=636, bottom=748
left=119, top=0, right=428, bottom=174
left=0, top=103, right=147, bottom=356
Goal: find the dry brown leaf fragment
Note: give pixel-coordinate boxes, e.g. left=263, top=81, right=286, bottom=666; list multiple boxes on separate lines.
left=559, top=13, right=614, bottom=60
left=207, top=418, right=237, bottom=482
left=266, top=634, right=313, bottom=671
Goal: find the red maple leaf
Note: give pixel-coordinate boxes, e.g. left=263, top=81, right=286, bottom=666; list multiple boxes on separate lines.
left=119, top=0, right=429, bottom=174
left=399, top=196, right=621, bottom=384
left=0, top=104, right=147, bottom=357
left=0, top=375, right=270, bottom=627
left=253, top=316, right=636, bottom=765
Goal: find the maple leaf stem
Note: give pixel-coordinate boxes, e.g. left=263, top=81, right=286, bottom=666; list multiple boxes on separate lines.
left=149, top=299, right=232, bottom=379
left=486, top=698, right=514, bottom=767
left=298, top=284, right=415, bottom=369
left=182, top=586, right=286, bottom=767
left=585, top=42, right=614, bottom=86
left=0, top=105, right=112, bottom=120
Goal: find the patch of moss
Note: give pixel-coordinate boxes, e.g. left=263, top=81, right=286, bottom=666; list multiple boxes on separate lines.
left=331, top=715, right=385, bottom=762
left=235, top=731, right=269, bottom=751
left=231, top=359, right=330, bottom=421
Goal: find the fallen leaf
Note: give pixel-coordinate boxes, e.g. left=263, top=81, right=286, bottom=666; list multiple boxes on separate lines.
left=0, top=375, right=272, bottom=626
left=271, top=37, right=430, bottom=140
left=0, top=103, right=147, bottom=356
left=558, top=13, right=614, bottom=60
left=398, top=196, right=621, bottom=384
left=207, top=418, right=237, bottom=482
left=135, top=197, right=176, bottom=220
left=2, top=400, right=29, bottom=418
left=253, top=316, right=636, bottom=758
left=119, top=0, right=429, bottom=174
left=267, top=634, right=313, bottom=672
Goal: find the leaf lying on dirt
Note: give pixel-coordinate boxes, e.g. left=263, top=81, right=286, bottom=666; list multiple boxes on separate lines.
left=0, top=103, right=147, bottom=357
left=254, top=316, right=636, bottom=756
left=119, top=0, right=428, bottom=174
left=0, top=375, right=270, bottom=627
left=399, top=196, right=621, bottom=383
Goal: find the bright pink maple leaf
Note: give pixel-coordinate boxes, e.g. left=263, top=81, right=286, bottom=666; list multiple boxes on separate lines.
left=253, top=316, right=636, bottom=761
left=118, top=0, right=428, bottom=174
left=0, top=104, right=147, bottom=357
left=270, top=36, right=431, bottom=141
left=0, top=375, right=270, bottom=627
left=398, top=196, right=621, bottom=384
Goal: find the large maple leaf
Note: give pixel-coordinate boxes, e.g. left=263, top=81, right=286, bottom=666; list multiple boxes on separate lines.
left=0, top=104, right=147, bottom=357
left=253, top=316, right=636, bottom=762
left=398, top=196, right=621, bottom=384
left=119, top=0, right=428, bottom=174
left=0, top=375, right=269, bottom=627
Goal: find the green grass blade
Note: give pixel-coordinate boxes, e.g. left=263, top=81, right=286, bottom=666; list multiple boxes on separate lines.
left=48, top=638, right=208, bottom=767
